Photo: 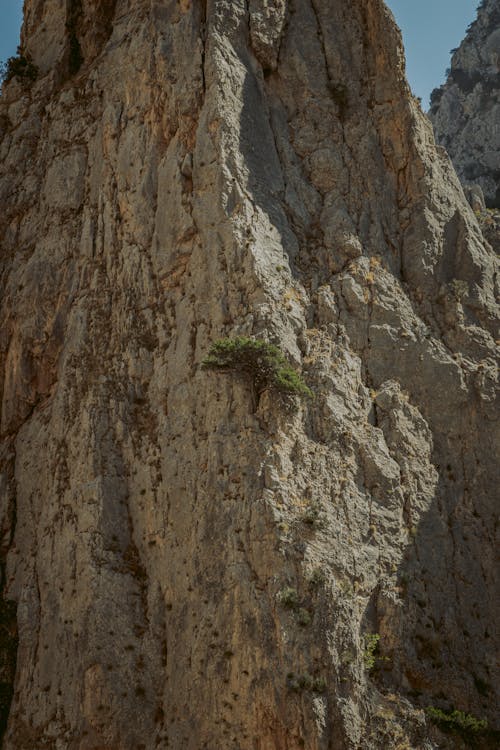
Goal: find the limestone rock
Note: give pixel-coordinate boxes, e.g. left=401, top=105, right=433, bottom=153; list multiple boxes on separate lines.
left=429, top=0, right=500, bottom=208
left=0, top=1, right=498, bottom=748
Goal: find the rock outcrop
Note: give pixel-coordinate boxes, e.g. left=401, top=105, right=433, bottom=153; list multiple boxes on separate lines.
left=429, top=0, right=500, bottom=208
left=0, top=1, right=498, bottom=748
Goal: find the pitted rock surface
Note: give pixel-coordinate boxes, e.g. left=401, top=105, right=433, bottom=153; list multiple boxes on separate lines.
left=0, top=1, right=499, bottom=748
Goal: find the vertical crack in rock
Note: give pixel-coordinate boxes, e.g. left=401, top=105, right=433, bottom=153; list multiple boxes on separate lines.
left=66, top=0, right=84, bottom=75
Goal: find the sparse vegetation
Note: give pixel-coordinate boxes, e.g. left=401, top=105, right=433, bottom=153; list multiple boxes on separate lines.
left=425, top=707, right=498, bottom=743
left=287, top=672, right=326, bottom=694
left=202, top=337, right=312, bottom=404
left=475, top=206, right=500, bottom=249
left=307, top=567, right=326, bottom=588
left=429, top=86, right=444, bottom=113
left=449, top=279, right=469, bottom=300
left=296, top=608, right=312, bottom=627
left=300, top=503, right=325, bottom=529
left=277, top=587, right=300, bottom=610
left=0, top=49, right=38, bottom=86
left=363, top=633, right=380, bottom=670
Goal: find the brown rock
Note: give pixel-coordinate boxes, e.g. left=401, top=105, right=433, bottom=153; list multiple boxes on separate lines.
left=0, top=1, right=498, bottom=748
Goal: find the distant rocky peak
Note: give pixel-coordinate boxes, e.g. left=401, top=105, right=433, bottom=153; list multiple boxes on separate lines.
left=451, top=0, right=500, bottom=75
left=429, top=0, right=500, bottom=208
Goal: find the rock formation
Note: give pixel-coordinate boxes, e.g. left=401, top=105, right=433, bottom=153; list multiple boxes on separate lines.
left=0, top=1, right=498, bottom=748
left=429, top=0, right=500, bottom=208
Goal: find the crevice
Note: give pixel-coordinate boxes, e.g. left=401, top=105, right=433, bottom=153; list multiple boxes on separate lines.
left=274, top=2, right=291, bottom=71
left=0, top=442, right=18, bottom=744
left=65, top=0, right=118, bottom=78
left=66, top=0, right=84, bottom=76
left=310, top=0, right=348, bottom=122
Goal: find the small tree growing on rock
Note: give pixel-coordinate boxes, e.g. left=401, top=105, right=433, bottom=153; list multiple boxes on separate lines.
left=0, top=49, right=38, bottom=86
left=202, top=336, right=312, bottom=407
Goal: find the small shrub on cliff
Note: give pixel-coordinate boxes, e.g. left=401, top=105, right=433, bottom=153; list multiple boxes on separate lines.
left=425, top=707, right=496, bottom=742
left=363, top=633, right=380, bottom=670
left=0, top=49, right=38, bottom=86
left=449, top=279, right=468, bottom=300
left=287, top=672, right=326, bottom=694
left=277, top=587, right=300, bottom=610
left=202, top=337, right=312, bottom=404
left=296, top=607, right=312, bottom=627
left=307, top=567, right=326, bottom=588
left=300, top=502, right=325, bottom=529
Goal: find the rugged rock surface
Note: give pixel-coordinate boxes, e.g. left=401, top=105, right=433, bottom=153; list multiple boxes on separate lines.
left=477, top=206, right=500, bottom=254
left=429, top=0, right=500, bottom=208
left=0, top=1, right=498, bottom=748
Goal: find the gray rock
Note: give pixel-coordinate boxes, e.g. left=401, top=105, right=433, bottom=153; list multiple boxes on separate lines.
left=0, top=0, right=498, bottom=748
left=429, top=0, right=500, bottom=208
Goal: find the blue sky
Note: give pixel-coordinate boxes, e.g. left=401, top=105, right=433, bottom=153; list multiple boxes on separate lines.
left=0, top=1, right=23, bottom=61
left=1, top=0, right=479, bottom=106
left=386, top=0, right=478, bottom=104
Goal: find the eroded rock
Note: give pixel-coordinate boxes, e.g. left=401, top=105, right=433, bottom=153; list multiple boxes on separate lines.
left=0, top=1, right=498, bottom=748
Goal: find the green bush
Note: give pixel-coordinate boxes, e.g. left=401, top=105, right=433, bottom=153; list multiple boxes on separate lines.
left=277, top=587, right=300, bottom=610
left=202, top=337, right=312, bottom=402
left=363, top=633, right=380, bottom=670
left=425, top=707, right=497, bottom=743
left=0, top=50, right=38, bottom=86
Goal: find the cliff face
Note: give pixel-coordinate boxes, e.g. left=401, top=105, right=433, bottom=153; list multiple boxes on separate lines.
left=0, top=2, right=498, bottom=749
left=429, top=0, right=500, bottom=208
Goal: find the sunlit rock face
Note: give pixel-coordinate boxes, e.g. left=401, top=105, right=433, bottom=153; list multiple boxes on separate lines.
left=429, top=0, right=500, bottom=208
left=0, top=1, right=498, bottom=748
